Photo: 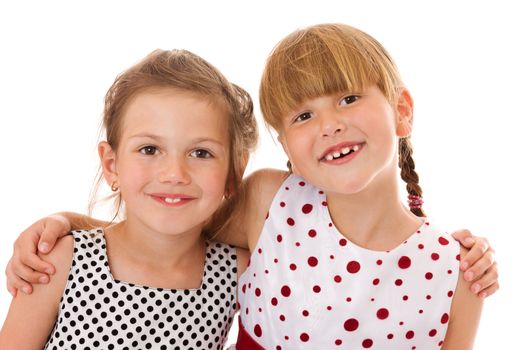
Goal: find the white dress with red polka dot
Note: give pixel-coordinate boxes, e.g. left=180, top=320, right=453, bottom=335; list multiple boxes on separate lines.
left=235, top=175, right=460, bottom=349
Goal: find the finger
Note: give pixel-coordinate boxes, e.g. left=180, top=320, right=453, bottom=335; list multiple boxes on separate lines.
left=479, top=282, right=499, bottom=299
left=470, top=264, right=498, bottom=295
left=12, top=259, right=50, bottom=284
left=5, top=263, right=34, bottom=295
left=39, top=215, right=71, bottom=253
left=460, top=238, right=491, bottom=271
left=451, top=229, right=475, bottom=248
left=20, top=251, right=56, bottom=275
left=463, top=249, right=495, bottom=281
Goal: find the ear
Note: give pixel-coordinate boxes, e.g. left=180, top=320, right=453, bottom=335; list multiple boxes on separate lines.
left=395, top=88, right=414, bottom=137
left=98, top=141, right=118, bottom=187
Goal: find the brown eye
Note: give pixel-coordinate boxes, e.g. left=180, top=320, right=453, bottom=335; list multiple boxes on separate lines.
left=139, top=146, right=158, bottom=155
left=294, top=112, right=312, bottom=123
left=190, top=149, right=212, bottom=158
left=340, top=95, right=359, bottom=105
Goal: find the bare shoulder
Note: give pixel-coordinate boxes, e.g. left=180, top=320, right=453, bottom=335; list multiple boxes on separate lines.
left=0, top=234, right=74, bottom=348
left=39, top=233, right=74, bottom=271
left=441, top=245, right=483, bottom=350
left=243, top=168, right=289, bottom=249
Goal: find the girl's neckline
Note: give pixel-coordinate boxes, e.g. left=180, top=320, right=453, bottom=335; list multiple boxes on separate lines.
left=318, top=199, right=427, bottom=253
left=88, top=228, right=210, bottom=291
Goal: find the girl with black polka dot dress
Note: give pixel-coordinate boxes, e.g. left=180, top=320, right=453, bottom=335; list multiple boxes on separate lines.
left=0, top=49, right=257, bottom=349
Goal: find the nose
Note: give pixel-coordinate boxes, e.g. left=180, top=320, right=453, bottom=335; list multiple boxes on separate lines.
left=320, top=111, right=346, bottom=137
left=158, top=156, right=191, bottom=185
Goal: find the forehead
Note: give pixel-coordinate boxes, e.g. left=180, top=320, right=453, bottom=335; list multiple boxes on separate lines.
left=121, top=88, right=230, bottom=141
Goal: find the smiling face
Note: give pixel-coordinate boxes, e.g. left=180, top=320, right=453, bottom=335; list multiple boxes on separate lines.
left=278, top=85, right=413, bottom=196
left=100, top=88, right=230, bottom=237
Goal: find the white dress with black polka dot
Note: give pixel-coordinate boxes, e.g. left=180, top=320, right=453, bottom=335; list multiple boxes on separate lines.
left=45, top=229, right=238, bottom=350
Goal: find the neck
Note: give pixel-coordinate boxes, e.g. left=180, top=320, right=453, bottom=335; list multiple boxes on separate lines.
left=326, top=169, right=422, bottom=251
left=106, top=219, right=205, bottom=270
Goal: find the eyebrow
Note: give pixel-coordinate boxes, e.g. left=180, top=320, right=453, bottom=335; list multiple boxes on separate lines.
left=128, top=133, right=227, bottom=146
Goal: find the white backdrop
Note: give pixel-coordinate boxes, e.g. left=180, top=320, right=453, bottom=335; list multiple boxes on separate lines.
left=1, top=0, right=523, bottom=348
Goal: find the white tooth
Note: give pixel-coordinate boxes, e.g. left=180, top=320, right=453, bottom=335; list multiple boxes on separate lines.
left=352, top=144, right=359, bottom=151
left=325, top=154, right=334, bottom=161
left=164, top=197, right=181, bottom=203
left=332, top=151, right=341, bottom=158
left=341, top=147, right=350, bottom=155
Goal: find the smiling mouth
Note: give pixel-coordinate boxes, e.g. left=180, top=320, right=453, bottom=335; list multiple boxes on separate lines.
left=322, top=144, right=362, bottom=161
left=163, top=197, right=182, bottom=204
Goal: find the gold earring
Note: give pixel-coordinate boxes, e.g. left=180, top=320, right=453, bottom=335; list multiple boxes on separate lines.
left=111, top=181, right=119, bottom=192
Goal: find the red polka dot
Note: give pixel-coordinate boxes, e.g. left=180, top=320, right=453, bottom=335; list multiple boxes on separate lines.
left=441, top=313, right=449, bottom=324
left=285, top=187, right=289, bottom=190
left=447, top=290, right=454, bottom=297
left=280, top=201, right=286, bottom=207
left=376, top=308, right=389, bottom=319
left=255, top=288, right=261, bottom=296
left=299, top=181, right=305, bottom=186
left=300, top=333, right=309, bottom=342
left=426, top=295, right=432, bottom=300
left=425, top=272, right=433, bottom=280
left=279, top=314, right=285, bottom=321
left=343, top=318, right=359, bottom=332
left=258, top=248, right=262, bottom=254
left=242, top=284, right=246, bottom=293
left=395, top=279, right=403, bottom=286
left=281, top=286, right=291, bottom=297
left=313, top=285, right=321, bottom=293
left=403, top=295, right=408, bottom=301
left=308, top=229, right=317, bottom=238
left=398, top=256, right=411, bottom=269
left=308, top=257, right=318, bottom=267
left=254, top=324, right=262, bottom=337
left=322, top=201, right=328, bottom=206
left=431, top=253, right=440, bottom=260
left=346, top=261, right=361, bottom=273
left=287, top=218, right=295, bottom=226
left=334, top=275, right=342, bottom=283
left=276, top=234, right=282, bottom=242
left=335, top=339, right=342, bottom=345
left=376, top=259, right=383, bottom=265
left=418, top=244, right=425, bottom=249
left=327, top=305, right=332, bottom=310
left=302, top=204, right=313, bottom=214
left=289, top=263, right=297, bottom=271
left=271, top=297, right=278, bottom=306
left=429, top=329, right=437, bottom=337
left=362, top=339, right=373, bottom=348
left=406, top=330, right=414, bottom=339
left=387, top=333, right=394, bottom=339
left=339, top=239, right=347, bottom=246
left=302, top=310, right=309, bottom=316
left=439, top=237, right=449, bottom=245
left=373, top=278, right=380, bottom=285
left=274, top=258, right=278, bottom=263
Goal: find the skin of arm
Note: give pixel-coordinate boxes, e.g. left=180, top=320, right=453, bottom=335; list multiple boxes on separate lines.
left=441, top=246, right=484, bottom=349
left=0, top=235, right=73, bottom=349
left=212, top=168, right=289, bottom=250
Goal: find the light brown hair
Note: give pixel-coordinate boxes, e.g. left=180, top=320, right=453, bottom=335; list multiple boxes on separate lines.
left=259, top=23, right=424, bottom=216
left=90, top=49, right=258, bottom=228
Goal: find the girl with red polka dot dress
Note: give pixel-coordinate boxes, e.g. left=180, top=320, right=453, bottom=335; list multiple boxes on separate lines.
left=230, top=24, right=483, bottom=349
left=0, top=49, right=257, bottom=349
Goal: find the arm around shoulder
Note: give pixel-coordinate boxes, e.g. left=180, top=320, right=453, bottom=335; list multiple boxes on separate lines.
left=211, top=168, right=289, bottom=250
left=0, top=235, right=74, bottom=349
left=441, top=246, right=484, bottom=350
